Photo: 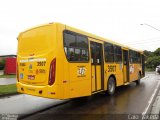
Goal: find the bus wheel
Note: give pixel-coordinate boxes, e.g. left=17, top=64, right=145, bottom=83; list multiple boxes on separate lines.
left=135, top=73, right=141, bottom=85
left=107, top=77, right=116, bottom=95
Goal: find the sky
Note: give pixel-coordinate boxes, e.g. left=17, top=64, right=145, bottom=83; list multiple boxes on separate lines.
left=0, top=0, right=160, bottom=55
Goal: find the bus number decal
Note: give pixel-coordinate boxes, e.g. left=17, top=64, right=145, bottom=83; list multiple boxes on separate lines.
left=108, top=65, right=116, bottom=72
left=37, top=61, right=46, bottom=66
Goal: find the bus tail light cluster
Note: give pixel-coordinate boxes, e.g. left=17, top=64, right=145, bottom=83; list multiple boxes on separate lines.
left=17, top=62, right=19, bottom=82
left=49, top=58, right=56, bottom=86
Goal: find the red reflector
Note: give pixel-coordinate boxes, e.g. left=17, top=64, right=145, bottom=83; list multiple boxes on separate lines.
left=29, top=53, right=35, bottom=56
left=63, top=80, right=67, bottom=83
left=51, top=92, right=55, bottom=95
left=49, top=58, right=56, bottom=86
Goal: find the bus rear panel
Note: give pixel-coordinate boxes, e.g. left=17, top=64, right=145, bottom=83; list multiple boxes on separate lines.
left=17, top=24, right=65, bottom=99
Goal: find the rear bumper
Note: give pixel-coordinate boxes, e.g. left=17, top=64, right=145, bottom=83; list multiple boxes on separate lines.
left=16, top=82, right=64, bottom=99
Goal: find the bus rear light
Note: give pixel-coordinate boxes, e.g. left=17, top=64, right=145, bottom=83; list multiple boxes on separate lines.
left=16, top=63, right=19, bottom=82
left=49, top=58, right=56, bottom=86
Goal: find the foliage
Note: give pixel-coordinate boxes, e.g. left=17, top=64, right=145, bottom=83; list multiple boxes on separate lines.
left=0, top=58, right=6, bottom=70
left=153, top=48, right=160, bottom=56
left=143, top=50, right=153, bottom=57
left=144, top=48, right=160, bottom=71
left=146, top=56, right=160, bottom=69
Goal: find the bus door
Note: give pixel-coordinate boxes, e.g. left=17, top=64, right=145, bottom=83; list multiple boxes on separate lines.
left=90, top=41, right=104, bottom=93
left=123, top=50, right=129, bottom=83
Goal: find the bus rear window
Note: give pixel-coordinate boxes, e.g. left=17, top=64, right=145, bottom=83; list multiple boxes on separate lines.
left=18, top=27, right=52, bottom=54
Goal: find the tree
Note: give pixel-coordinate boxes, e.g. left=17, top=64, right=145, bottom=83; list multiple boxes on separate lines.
left=143, top=50, right=153, bottom=57
left=144, top=48, right=160, bottom=70
left=153, top=48, right=160, bottom=56
left=146, top=56, right=160, bottom=69
left=0, top=58, right=6, bottom=70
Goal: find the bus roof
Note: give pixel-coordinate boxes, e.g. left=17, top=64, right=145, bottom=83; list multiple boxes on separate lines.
left=63, top=23, right=143, bottom=54
left=19, top=22, right=143, bottom=54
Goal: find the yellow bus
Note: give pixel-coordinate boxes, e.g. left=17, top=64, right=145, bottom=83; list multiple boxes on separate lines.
left=17, top=22, right=145, bottom=99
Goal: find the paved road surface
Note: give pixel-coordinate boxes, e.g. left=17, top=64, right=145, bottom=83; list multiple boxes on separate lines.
left=0, top=72, right=159, bottom=120
left=24, top=72, right=160, bottom=120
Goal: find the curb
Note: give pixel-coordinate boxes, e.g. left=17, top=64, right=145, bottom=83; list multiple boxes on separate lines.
left=150, top=89, right=160, bottom=114
left=142, top=81, right=160, bottom=115
left=0, top=92, right=19, bottom=98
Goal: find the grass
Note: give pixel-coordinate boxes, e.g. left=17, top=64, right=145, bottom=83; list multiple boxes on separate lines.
left=0, top=74, right=16, bottom=78
left=0, top=84, right=17, bottom=95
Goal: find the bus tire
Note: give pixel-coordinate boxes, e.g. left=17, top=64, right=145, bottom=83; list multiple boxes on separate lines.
left=135, top=72, right=141, bottom=85
left=107, top=77, right=116, bottom=95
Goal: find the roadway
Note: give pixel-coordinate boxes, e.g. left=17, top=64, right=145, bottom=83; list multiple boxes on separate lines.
left=0, top=72, right=159, bottom=120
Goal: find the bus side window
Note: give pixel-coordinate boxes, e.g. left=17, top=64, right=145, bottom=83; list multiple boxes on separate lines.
left=129, top=50, right=141, bottom=63
left=104, top=42, right=114, bottom=62
left=64, top=47, right=67, bottom=54
left=63, top=30, right=89, bottom=62
left=114, top=45, right=122, bottom=63
left=68, top=47, right=75, bottom=61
